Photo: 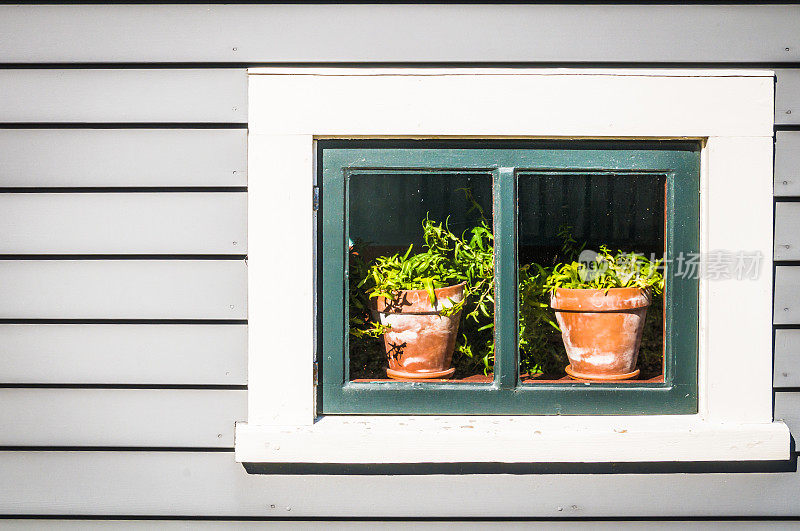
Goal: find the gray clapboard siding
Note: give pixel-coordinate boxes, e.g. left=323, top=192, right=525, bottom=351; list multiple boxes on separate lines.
left=1, top=452, right=800, bottom=517
left=0, top=69, right=246, bottom=123
left=775, top=132, right=800, bottom=197
left=0, top=324, right=246, bottom=385
left=0, top=129, right=246, bottom=188
left=0, top=521, right=792, bottom=530
left=0, top=260, right=246, bottom=319
left=774, top=393, right=800, bottom=439
left=776, top=70, right=800, bottom=126
left=0, top=389, right=245, bottom=447
left=775, top=203, right=800, bottom=261
left=774, top=267, right=800, bottom=325
left=0, top=193, right=246, bottom=254
left=774, top=330, right=800, bottom=388
left=0, top=5, right=799, bottom=63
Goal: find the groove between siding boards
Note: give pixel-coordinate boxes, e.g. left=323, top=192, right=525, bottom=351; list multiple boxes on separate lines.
left=0, top=256, right=248, bottom=261
left=0, top=389, right=245, bottom=447
left=0, top=322, right=248, bottom=383
left=0, top=385, right=247, bottom=390
left=0, top=188, right=248, bottom=193
left=0, top=320, right=248, bottom=325
left=0, top=193, right=246, bottom=255
left=1, top=5, right=800, bottom=63
left=0, top=260, right=247, bottom=320
left=0, top=129, right=247, bottom=188
left=0, top=69, right=247, bottom=123
left=0, top=124, right=248, bottom=129
left=1, top=452, right=800, bottom=516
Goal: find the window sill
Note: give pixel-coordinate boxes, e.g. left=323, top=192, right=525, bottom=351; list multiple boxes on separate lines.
left=235, top=417, right=790, bottom=464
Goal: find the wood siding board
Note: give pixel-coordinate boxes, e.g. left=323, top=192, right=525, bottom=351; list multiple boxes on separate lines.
left=775, top=330, right=800, bottom=388
left=0, top=389, right=245, bottom=447
left=0, top=69, right=247, bottom=123
left=0, top=129, right=247, bottom=188
left=774, top=393, right=800, bottom=439
left=775, top=203, right=800, bottom=261
left=0, top=5, right=799, bottom=63
left=1, top=451, right=800, bottom=516
left=776, top=70, right=800, bottom=126
left=775, top=132, right=800, bottom=197
left=774, top=267, right=800, bottom=325
left=0, top=324, right=246, bottom=385
left=0, top=260, right=247, bottom=320
left=0, top=521, right=793, bottom=529
left=0, top=192, right=247, bottom=255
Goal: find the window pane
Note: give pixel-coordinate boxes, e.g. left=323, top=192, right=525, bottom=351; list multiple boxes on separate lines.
left=517, top=173, right=666, bottom=383
left=347, top=172, right=494, bottom=383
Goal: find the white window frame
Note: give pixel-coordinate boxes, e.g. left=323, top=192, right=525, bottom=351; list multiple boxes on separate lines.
left=237, top=68, right=790, bottom=464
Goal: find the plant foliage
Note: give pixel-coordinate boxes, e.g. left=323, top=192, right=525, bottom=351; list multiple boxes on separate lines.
left=545, top=245, right=664, bottom=295
left=349, top=211, right=665, bottom=378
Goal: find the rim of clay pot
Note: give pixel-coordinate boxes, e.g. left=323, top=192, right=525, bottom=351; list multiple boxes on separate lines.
left=386, top=367, right=456, bottom=380
left=550, top=286, right=651, bottom=312
left=565, top=365, right=641, bottom=381
left=377, top=281, right=467, bottom=314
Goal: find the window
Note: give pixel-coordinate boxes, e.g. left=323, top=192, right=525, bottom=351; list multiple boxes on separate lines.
left=238, top=68, right=789, bottom=465
left=320, top=141, right=699, bottom=415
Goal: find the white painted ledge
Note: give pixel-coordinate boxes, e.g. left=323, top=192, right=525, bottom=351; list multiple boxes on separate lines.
left=235, top=417, right=791, bottom=464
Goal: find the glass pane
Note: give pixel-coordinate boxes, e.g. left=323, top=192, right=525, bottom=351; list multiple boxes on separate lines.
left=517, top=173, right=666, bottom=383
left=347, top=172, right=494, bottom=383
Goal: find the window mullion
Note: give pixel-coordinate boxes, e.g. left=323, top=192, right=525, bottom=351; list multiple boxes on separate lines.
left=493, top=167, right=518, bottom=390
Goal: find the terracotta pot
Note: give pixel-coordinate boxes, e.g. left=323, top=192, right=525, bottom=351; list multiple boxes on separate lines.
left=550, top=287, right=651, bottom=381
left=377, top=282, right=465, bottom=380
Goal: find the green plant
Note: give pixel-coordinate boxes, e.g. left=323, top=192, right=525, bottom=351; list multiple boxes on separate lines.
left=350, top=216, right=497, bottom=373
left=518, top=262, right=563, bottom=376
left=350, top=218, right=665, bottom=379
left=546, top=245, right=664, bottom=295
left=349, top=214, right=562, bottom=376
left=360, top=216, right=494, bottom=313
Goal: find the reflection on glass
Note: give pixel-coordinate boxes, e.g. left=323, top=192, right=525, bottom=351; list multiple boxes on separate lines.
left=517, top=173, right=666, bottom=383
left=347, top=173, right=493, bottom=383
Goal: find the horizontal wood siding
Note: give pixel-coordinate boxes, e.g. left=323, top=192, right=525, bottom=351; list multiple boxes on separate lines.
left=0, top=192, right=246, bottom=254
left=0, top=324, right=246, bottom=385
left=0, top=2, right=799, bottom=522
left=0, top=389, right=245, bottom=447
left=774, top=330, right=800, bottom=388
left=0, top=451, right=799, bottom=516
left=0, top=523, right=792, bottom=530
left=774, top=393, right=800, bottom=437
left=0, top=260, right=247, bottom=319
left=0, top=129, right=247, bottom=188
left=775, top=132, right=800, bottom=197
left=0, top=5, right=799, bottom=63
left=0, top=69, right=246, bottom=123
left=774, top=267, right=800, bottom=325
left=776, top=70, right=800, bottom=126
left=774, top=202, right=800, bottom=261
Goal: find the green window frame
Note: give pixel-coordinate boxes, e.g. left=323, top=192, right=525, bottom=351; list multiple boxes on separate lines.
left=319, top=140, right=700, bottom=415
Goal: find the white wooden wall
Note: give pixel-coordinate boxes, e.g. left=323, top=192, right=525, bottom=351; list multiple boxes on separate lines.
left=0, top=4, right=799, bottom=523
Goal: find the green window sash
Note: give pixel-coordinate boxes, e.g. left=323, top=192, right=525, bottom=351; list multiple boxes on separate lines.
left=319, top=141, right=700, bottom=415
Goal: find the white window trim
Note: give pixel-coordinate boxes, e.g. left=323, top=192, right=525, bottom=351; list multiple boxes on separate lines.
left=237, top=68, right=790, bottom=464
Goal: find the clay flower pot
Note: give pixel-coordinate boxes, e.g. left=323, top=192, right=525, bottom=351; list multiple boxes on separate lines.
left=377, top=282, right=466, bottom=380
left=550, top=287, right=651, bottom=381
